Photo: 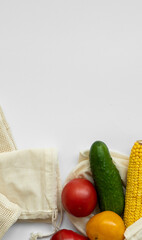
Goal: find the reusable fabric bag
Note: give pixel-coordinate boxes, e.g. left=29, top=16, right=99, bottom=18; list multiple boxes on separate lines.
left=0, top=108, right=62, bottom=240
left=1, top=107, right=142, bottom=240
left=65, top=150, right=142, bottom=240
left=0, top=107, right=16, bottom=152
left=0, top=108, right=21, bottom=239
left=0, top=148, right=62, bottom=240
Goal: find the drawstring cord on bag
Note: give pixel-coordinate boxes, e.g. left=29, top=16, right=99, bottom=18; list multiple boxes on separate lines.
left=30, top=207, right=63, bottom=240
left=30, top=158, right=63, bottom=240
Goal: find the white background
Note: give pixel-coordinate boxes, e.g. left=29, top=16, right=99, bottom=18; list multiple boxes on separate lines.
left=0, top=0, right=142, bottom=239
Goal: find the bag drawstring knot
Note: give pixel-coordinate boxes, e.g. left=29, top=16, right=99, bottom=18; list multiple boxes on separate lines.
left=30, top=207, right=63, bottom=240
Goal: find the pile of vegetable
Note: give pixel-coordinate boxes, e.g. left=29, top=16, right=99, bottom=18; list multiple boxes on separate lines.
left=51, top=140, right=142, bottom=240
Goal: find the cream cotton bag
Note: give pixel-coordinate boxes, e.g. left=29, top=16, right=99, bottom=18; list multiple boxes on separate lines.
left=0, top=148, right=62, bottom=240
left=1, top=106, right=142, bottom=240
left=64, top=149, right=142, bottom=240
left=0, top=107, right=17, bottom=152
left=0, top=107, right=62, bottom=240
left=0, top=108, right=21, bottom=239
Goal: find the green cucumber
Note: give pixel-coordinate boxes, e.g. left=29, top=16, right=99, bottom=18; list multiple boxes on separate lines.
left=89, top=141, right=125, bottom=216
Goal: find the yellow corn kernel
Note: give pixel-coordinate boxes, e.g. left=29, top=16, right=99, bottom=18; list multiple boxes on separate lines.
left=124, top=140, right=142, bottom=228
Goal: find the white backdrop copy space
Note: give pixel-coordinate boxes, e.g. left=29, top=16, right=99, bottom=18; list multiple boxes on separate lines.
left=0, top=0, right=142, bottom=239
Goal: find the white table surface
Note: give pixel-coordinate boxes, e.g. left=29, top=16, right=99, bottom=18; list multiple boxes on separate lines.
left=1, top=0, right=142, bottom=239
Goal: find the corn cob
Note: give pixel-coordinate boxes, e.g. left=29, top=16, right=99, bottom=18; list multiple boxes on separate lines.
left=124, top=140, right=142, bottom=228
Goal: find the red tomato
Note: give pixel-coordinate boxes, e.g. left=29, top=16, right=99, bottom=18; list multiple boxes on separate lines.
left=61, top=178, right=97, bottom=217
left=51, top=229, right=89, bottom=240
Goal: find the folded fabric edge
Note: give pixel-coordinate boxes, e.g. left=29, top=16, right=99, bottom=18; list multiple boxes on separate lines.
left=124, top=217, right=142, bottom=239
left=79, top=149, right=129, bottom=163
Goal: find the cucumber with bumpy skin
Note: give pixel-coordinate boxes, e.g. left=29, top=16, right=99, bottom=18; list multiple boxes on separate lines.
left=89, top=141, right=124, bottom=216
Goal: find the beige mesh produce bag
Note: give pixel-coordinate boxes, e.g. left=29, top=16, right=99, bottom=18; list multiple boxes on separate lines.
left=65, top=150, right=142, bottom=240
left=1, top=106, right=142, bottom=240
left=0, top=193, right=21, bottom=239
left=0, top=148, right=62, bottom=240
left=0, top=107, right=21, bottom=239
left=0, top=107, right=16, bottom=152
left=0, top=107, right=62, bottom=240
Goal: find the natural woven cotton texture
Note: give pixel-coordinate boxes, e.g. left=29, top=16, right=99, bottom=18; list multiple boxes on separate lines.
left=0, top=148, right=60, bottom=222
left=0, top=107, right=16, bottom=152
left=0, top=107, right=63, bottom=239
left=0, top=193, right=21, bottom=239
left=0, top=107, right=21, bottom=239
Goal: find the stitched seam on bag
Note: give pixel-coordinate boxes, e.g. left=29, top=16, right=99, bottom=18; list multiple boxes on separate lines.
left=0, top=167, right=52, bottom=171
left=21, top=209, right=58, bottom=214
